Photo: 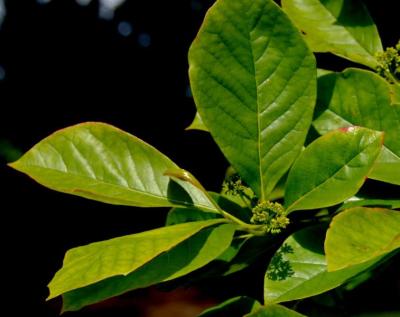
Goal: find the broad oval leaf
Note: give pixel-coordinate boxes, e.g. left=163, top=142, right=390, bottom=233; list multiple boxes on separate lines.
left=187, top=69, right=334, bottom=135
left=189, top=0, right=316, bottom=200
left=47, top=219, right=227, bottom=299
left=285, top=127, right=383, bottom=213
left=282, top=0, right=382, bottom=68
left=246, top=304, right=306, bottom=317
left=198, top=296, right=261, bottom=317
left=264, top=226, right=386, bottom=304
left=61, top=223, right=236, bottom=312
left=313, top=68, right=400, bottom=185
left=325, top=207, right=400, bottom=271
left=9, top=122, right=217, bottom=211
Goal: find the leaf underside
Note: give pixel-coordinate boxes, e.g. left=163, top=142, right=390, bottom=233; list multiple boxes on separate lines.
left=9, top=122, right=218, bottom=211
left=48, top=219, right=227, bottom=300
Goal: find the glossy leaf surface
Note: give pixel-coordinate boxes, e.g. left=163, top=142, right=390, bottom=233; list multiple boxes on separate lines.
left=285, top=127, right=383, bottom=212
left=313, top=69, right=400, bottom=185
left=264, top=226, right=384, bottom=304
left=325, top=207, right=400, bottom=271
left=48, top=219, right=227, bottom=300
left=282, top=0, right=382, bottom=67
left=189, top=0, right=316, bottom=199
left=10, top=122, right=217, bottom=211
left=62, top=223, right=235, bottom=311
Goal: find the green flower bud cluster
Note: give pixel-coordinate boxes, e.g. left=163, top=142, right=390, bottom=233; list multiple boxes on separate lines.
left=251, top=201, right=289, bottom=234
left=222, top=174, right=247, bottom=196
left=376, top=41, right=400, bottom=84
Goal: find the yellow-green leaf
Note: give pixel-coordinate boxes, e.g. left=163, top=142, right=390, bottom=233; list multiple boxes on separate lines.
left=282, top=0, right=383, bottom=68
left=9, top=122, right=217, bottom=211
left=325, top=207, right=400, bottom=271
left=48, top=219, right=227, bottom=299
left=189, top=0, right=316, bottom=199
left=61, top=223, right=236, bottom=312
left=314, top=68, right=400, bottom=185
left=285, top=127, right=383, bottom=213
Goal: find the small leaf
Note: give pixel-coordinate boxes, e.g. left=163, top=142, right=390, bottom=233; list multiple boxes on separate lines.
left=198, top=296, right=261, bottom=317
left=246, top=304, right=306, bottom=317
left=339, top=198, right=400, bottom=211
left=189, top=0, right=316, bottom=199
left=325, top=207, right=400, bottom=271
left=314, top=69, right=400, bottom=185
left=282, top=0, right=383, bottom=68
left=186, top=112, right=209, bottom=132
left=264, top=226, right=386, bottom=304
left=48, top=219, right=227, bottom=300
left=9, top=122, right=218, bottom=211
left=285, top=127, right=383, bottom=213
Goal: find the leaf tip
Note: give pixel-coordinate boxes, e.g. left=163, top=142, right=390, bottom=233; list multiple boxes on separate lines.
left=7, top=160, right=21, bottom=171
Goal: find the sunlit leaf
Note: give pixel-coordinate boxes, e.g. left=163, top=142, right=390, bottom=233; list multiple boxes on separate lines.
left=48, top=219, right=228, bottom=300
left=282, top=0, right=382, bottom=68
left=264, top=226, right=385, bottom=304
left=325, top=207, right=400, bottom=271
left=10, top=122, right=218, bottom=211
left=61, top=223, right=235, bottom=312
left=189, top=0, right=316, bottom=199
left=285, top=127, right=383, bottom=213
left=313, top=69, right=400, bottom=185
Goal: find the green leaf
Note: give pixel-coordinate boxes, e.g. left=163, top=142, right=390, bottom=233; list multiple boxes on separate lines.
left=48, top=219, right=227, bottom=300
left=189, top=0, right=316, bottom=199
left=62, top=223, right=235, bottom=312
left=282, top=0, right=383, bottom=68
left=187, top=69, right=332, bottom=135
left=186, top=112, right=209, bottom=132
left=9, top=122, right=217, bottom=211
left=246, top=304, right=306, bottom=317
left=285, top=127, right=383, bottom=213
left=325, top=207, right=400, bottom=271
left=313, top=69, right=400, bottom=185
left=264, top=226, right=385, bottom=304
left=339, top=198, right=400, bottom=211
left=198, top=296, right=261, bottom=317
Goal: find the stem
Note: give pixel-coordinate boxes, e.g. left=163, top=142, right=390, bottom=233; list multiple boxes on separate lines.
left=164, top=168, right=265, bottom=233
left=387, top=71, right=400, bottom=84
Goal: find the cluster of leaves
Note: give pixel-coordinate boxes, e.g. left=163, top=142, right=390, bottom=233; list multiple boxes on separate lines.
left=9, top=0, right=400, bottom=315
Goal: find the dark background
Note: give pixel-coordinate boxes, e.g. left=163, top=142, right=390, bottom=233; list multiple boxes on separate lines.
left=0, top=1, right=398, bottom=316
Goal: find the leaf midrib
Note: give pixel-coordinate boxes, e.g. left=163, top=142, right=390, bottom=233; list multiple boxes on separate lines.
left=16, top=163, right=217, bottom=211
